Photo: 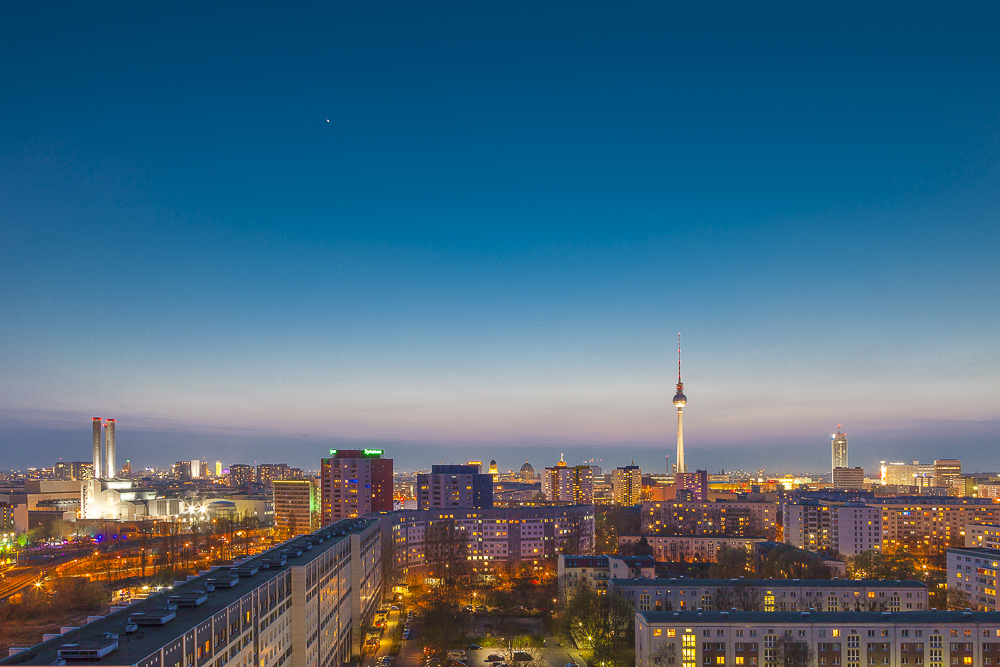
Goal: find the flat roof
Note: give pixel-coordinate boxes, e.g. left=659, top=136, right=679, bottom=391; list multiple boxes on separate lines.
left=638, top=609, right=1000, bottom=624
left=2, top=518, right=376, bottom=666
left=612, top=577, right=927, bottom=589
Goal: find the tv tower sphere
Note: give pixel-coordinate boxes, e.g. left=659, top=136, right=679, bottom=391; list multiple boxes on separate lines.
left=673, top=390, right=687, bottom=407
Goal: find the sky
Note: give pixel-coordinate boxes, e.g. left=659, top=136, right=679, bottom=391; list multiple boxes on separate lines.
left=1, top=2, right=999, bottom=475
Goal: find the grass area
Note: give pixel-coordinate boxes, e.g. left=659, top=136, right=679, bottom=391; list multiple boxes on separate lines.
left=473, top=634, right=547, bottom=648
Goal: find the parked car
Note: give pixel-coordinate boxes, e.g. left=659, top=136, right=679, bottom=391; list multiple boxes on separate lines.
left=466, top=645, right=481, bottom=651
left=565, top=663, right=580, bottom=667
left=486, top=655, right=504, bottom=662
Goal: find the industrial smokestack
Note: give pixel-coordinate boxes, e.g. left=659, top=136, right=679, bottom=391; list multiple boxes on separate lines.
left=105, top=419, right=116, bottom=479
left=92, top=417, right=103, bottom=479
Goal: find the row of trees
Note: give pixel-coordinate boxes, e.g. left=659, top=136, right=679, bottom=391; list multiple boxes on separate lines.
left=707, top=543, right=834, bottom=580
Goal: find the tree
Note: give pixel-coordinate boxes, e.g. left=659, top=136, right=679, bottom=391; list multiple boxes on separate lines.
left=947, top=588, right=972, bottom=610
left=563, top=588, right=634, bottom=667
left=424, top=520, right=469, bottom=585
left=713, top=583, right=763, bottom=611
left=775, top=636, right=813, bottom=667
left=708, top=547, right=753, bottom=579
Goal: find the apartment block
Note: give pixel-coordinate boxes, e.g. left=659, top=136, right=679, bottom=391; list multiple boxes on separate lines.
left=384, top=505, right=594, bottom=577
left=1, top=518, right=381, bottom=667
left=643, top=501, right=778, bottom=537
left=948, top=547, right=1000, bottom=612
left=619, top=534, right=766, bottom=563
left=416, top=464, right=493, bottom=510
left=635, top=610, right=1000, bottom=667
left=612, top=578, right=927, bottom=612
left=784, top=502, right=883, bottom=556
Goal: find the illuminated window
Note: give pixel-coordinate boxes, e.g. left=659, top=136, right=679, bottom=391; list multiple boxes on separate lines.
left=655, top=630, right=662, bottom=637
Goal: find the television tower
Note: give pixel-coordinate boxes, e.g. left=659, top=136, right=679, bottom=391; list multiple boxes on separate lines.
left=673, top=333, right=688, bottom=473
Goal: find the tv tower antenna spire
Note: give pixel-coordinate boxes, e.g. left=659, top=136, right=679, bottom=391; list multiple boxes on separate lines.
left=673, top=333, right=688, bottom=474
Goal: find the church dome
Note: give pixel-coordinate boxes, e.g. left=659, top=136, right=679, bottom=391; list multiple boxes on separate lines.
left=519, top=460, right=535, bottom=475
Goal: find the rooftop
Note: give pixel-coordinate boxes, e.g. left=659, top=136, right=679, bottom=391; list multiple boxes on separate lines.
left=2, top=518, right=376, bottom=667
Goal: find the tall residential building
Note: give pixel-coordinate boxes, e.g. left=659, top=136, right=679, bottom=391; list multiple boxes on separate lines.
left=673, top=335, right=688, bottom=473
left=230, top=464, right=254, bottom=490
left=831, top=425, right=847, bottom=480
left=783, top=501, right=883, bottom=556
left=257, top=463, right=291, bottom=489
left=465, top=461, right=483, bottom=474
left=934, top=459, right=962, bottom=487
left=273, top=479, right=319, bottom=537
left=541, top=458, right=595, bottom=505
left=832, top=466, right=865, bottom=489
left=675, top=469, right=708, bottom=502
left=320, top=449, right=393, bottom=524
left=612, top=464, right=642, bottom=506
left=416, top=464, right=493, bottom=510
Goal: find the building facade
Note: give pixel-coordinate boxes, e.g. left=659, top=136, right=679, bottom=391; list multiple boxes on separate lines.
left=384, top=505, right=595, bottom=577
left=832, top=467, right=865, bottom=490
left=416, top=464, right=493, bottom=510
left=635, top=610, right=1000, bottom=667
left=320, top=450, right=393, bottom=524
left=619, top=534, right=766, bottom=563
left=948, top=547, right=1000, bottom=612
left=783, top=502, right=883, bottom=557
left=273, top=479, right=319, bottom=537
left=613, top=465, right=642, bottom=506
left=831, top=427, right=848, bottom=479
left=557, top=554, right=656, bottom=596
left=612, top=578, right=928, bottom=612
left=643, top=501, right=778, bottom=537
left=541, top=463, right=595, bottom=505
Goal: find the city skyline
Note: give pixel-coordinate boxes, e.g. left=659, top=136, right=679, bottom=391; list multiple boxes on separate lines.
left=1, top=3, right=998, bottom=472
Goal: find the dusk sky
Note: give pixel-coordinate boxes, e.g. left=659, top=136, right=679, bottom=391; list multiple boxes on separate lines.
left=1, top=3, right=998, bottom=475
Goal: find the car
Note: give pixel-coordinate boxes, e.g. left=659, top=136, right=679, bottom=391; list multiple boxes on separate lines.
left=466, top=645, right=481, bottom=651
left=565, top=663, right=580, bottom=667
left=486, top=655, right=504, bottom=662
left=462, top=605, right=473, bottom=613
left=390, top=605, right=399, bottom=610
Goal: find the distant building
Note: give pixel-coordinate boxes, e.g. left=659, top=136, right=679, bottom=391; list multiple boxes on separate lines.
left=518, top=460, right=536, bottom=482
left=619, top=534, right=764, bottom=563
left=784, top=502, right=882, bottom=556
left=880, top=460, right=936, bottom=486
left=612, top=464, right=642, bottom=506
left=416, top=464, right=493, bottom=510
left=675, top=469, right=708, bottom=502
left=832, top=466, right=865, bottom=489
left=488, top=459, right=499, bottom=481
left=273, top=479, right=318, bottom=537
left=934, top=459, right=962, bottom=488
left=320, top=449, right=393, bottom=524
left=541, top=458, right=594, bottom=505
left=257, top=463, right=291, bottom=489
left=831, top=426, right=848, bottom=480
left=53, top=461, right=93, bottom=481
left=230, top=464, right=255, bottom=490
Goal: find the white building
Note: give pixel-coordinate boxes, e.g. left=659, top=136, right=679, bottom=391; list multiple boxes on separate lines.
left=784, top=502, right=882, bottom=556
left=948, top=547, right=1000, bottom=611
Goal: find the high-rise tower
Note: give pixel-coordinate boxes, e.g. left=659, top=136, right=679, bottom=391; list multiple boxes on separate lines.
left=673, top=334, right=688, bottom=474
left=92, top=417, right=103, bottom=479
left=104, top=419, right=117, bottom=479
left=831, top=425, right=848, bottom=480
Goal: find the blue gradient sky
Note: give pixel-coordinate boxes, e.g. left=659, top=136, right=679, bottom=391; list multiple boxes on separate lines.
left=1, top=2, right=999, bottom=474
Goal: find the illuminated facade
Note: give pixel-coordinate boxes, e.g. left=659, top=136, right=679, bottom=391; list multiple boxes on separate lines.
left=273, top=479, right=319, bottom=537
left=831, top=425, right=848, bottom=480
left=416, top=464, right=493, bottom=509
left=613, top=464, right=642, bottom=506
left=948, top=547, right=1000, bottom=611
left=541, top=459, right=595, bottom=505
left=320, top=449, right=393, bottom=524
